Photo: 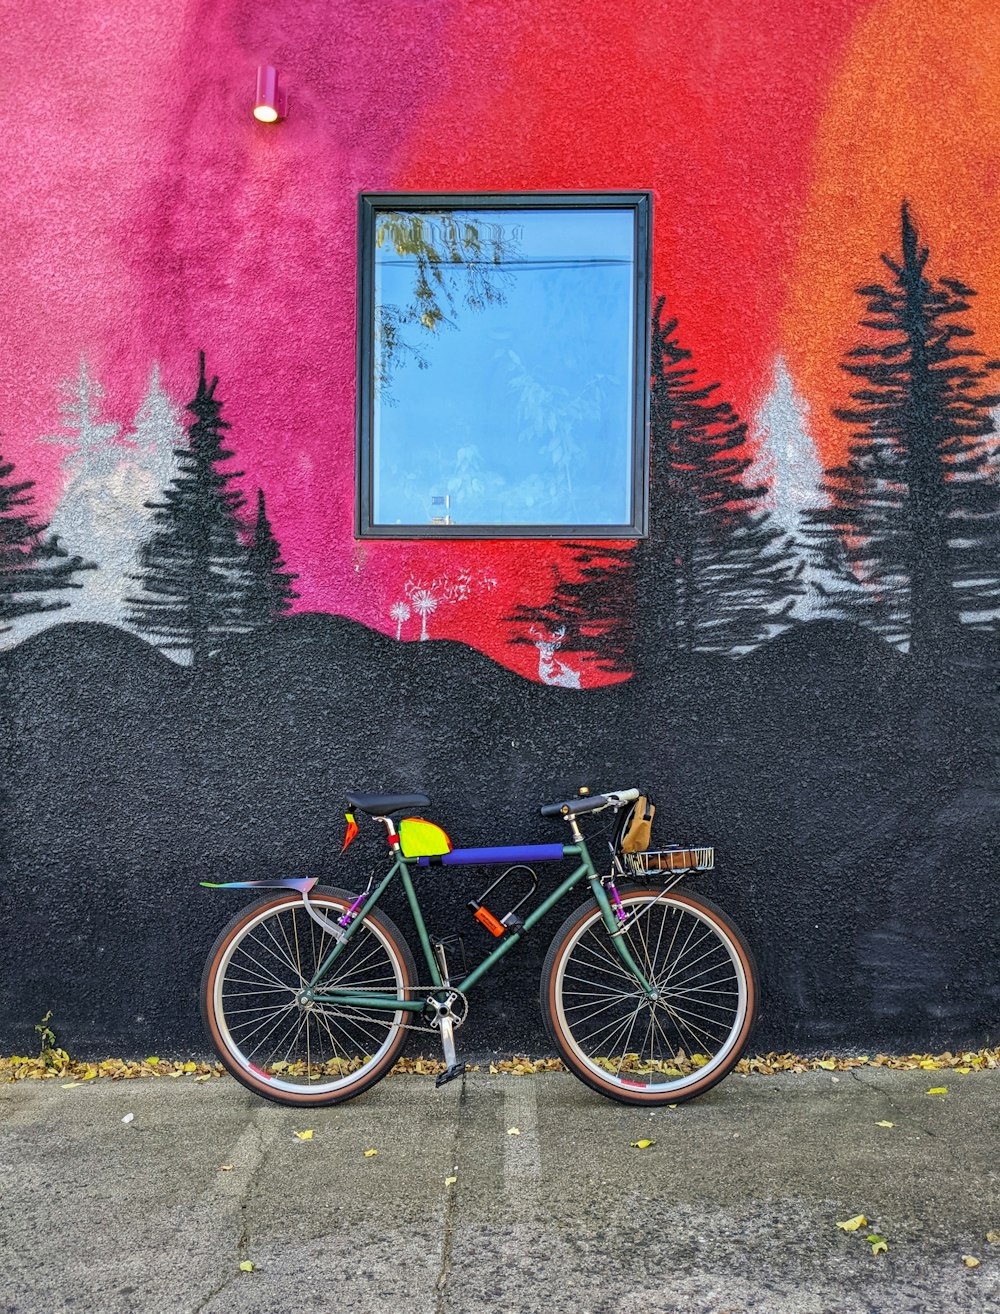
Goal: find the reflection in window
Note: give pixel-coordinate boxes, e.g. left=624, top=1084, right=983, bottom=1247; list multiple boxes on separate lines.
left=358, top=195, right=650, bottom=537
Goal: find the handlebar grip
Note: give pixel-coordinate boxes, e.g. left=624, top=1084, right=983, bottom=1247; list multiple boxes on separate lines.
left=540, top=793, right=609, bottom=818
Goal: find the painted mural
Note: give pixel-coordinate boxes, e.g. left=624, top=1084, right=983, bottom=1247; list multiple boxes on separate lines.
left=1, top=0, right=998, bottom=1058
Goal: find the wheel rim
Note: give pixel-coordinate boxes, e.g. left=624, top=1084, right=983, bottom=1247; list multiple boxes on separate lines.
left=212, top=898, right=406, bottom=1095
left=554, top=893, right=749, bottom=1094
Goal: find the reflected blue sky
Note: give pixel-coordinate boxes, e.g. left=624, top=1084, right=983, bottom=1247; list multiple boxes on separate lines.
left=373, top=208, right=637, bottom=527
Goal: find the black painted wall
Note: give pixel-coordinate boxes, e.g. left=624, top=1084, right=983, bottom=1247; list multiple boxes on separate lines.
left=2, top=614, right=996, bottom=1059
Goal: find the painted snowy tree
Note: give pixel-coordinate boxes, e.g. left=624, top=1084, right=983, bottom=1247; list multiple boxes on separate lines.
left=747, top=357, right=859, bottom=622
left=128, top=352, right=253, bottom=668
left=25, top=359, right=184, bottom=636
left=0, top=448, right=93, bottom=638
left=803, top=202, right=1000, bottom=659
left=245, top=489, right=298, bottom=626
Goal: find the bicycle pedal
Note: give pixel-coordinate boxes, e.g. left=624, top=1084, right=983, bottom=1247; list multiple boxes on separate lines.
left=434, top=1063, right=466, bottom=1089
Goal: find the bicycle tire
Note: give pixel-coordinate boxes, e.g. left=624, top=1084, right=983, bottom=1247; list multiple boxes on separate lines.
left=541, top=886, right=758, bottom=1105
left=201, top=884, right=416, bottom=1107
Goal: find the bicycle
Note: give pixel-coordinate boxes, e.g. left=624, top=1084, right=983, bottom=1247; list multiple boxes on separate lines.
left=200, top=786, right=759, bottom=1107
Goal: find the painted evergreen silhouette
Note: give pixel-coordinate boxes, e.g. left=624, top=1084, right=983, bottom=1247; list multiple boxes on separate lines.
left=802, top=202, right=1000, bottom=659
left=127, top=352, right=253, bottom=667
left=509, top=299, right=801, bottom=670
left=245, top=489, right=298, bottom=625
left=0, top=448, right=94, bottom=634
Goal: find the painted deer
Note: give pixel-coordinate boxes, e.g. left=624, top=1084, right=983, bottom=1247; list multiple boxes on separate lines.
left=530, top=625, right=582, bottom=689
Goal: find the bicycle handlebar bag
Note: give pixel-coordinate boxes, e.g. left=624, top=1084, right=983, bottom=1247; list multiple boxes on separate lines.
left=398, top=817, right=453, bottom=858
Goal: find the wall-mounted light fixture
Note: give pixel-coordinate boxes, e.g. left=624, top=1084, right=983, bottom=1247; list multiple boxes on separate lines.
left=253, top=65, right=287, bottom=123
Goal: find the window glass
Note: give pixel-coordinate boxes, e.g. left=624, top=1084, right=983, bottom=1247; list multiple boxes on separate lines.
left=358, top=195, right=650, bottom=537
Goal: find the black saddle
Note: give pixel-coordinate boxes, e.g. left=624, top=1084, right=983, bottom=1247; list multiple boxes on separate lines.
left=346, top=791, right=430, bottom=817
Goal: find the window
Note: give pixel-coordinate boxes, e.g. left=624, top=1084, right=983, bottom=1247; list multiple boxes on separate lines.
left=356, top=192, right=651, bottom=538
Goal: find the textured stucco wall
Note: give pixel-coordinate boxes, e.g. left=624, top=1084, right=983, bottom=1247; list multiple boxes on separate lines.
left=1, top=0, right=998, bottom=1060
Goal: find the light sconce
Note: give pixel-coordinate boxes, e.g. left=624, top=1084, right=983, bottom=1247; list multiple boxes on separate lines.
left=253, top=65, right=287, bottom=123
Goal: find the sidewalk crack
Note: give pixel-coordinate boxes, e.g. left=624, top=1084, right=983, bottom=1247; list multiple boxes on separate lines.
left=190, top=1117, right=270, bottom=1314
left=848, top=1067, right=938, bottom=1138
left=434, top=1073, right=467, bottom=1314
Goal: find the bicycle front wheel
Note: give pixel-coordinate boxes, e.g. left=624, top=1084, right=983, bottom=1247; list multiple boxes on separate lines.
left=541, top=887, right=758, bottom=1105
left=201, top=885, right=415, bottom=1106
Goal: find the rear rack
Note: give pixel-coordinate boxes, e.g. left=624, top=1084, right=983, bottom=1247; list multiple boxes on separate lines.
left=622, top=847, right=715, bottom=877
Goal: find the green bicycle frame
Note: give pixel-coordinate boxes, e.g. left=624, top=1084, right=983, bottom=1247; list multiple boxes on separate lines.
left=301, top=834, right=656, bottom=1013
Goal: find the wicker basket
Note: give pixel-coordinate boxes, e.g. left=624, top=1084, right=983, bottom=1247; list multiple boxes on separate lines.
left=623, top=847, right=714, bottom=877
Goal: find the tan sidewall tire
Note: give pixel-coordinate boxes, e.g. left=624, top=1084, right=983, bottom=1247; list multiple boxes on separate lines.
left=200, top=885, right=415, bottom=1107
left=541, top=886, right=758, bottom=1106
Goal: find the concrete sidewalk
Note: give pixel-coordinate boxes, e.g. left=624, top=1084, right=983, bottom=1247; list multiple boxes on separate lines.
left=1, top=1068, right=997, bottom=1314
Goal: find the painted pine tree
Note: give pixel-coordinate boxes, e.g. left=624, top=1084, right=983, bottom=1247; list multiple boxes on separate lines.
left=245, top=489, right=298, bottom=625
left=128, top=352, right=253, bottom=667
left=0, top=448, right=94, bottom=638
left=509, top=300, right=801, bottom=670
left=802, top=202, right=1000, bottom=659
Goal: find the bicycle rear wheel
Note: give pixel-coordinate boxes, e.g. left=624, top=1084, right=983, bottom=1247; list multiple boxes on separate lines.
left=541, top=886, right=758, bottom=1105
left=201, top=885, right=415, bottom=1106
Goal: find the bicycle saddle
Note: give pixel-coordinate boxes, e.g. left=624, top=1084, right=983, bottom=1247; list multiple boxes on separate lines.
left=346, top=791, right=430, bottom=816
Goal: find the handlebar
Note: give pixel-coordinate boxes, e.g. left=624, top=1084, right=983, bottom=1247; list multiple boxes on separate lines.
left=540, top=787, right=640, bottom=819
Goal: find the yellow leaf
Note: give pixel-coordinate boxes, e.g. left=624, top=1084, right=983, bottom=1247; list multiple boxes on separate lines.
left=146, top=1057, right=159, bottom=1066
left=962, top=1255, right=980, bottom=1268
left=61, top=1082, right=83, bottom=1089
left=444, top=1175, right=458, bottom=1186
left=867, top=1234, right=888, bottom=1255
left=837, top=1215, right=868, bottom=1233
left=927, top=1086, right=948, bottom=1095
left=182, top=1061, right=197, bottom=1073
left=918, top=1059, right=941, bottom=1069
left=956, top=1067, right=971, bottom=1074
left=239, top=1260, right=254, bottom=1272
left=816, top=1059, right=836, bottom=1071
left=219, top=1164, right=234, bottom=1172
left=194, top=1074, right=211, bottom=1082
left=986, top=1231, right=1000, bottom=1245
left=506, top=1127, right=521, bottom=1136
left=875, top=1120, right=894, bottom=1128
left=363, top=1148, right=378, bottom=1158
left=630, top=1139, right=656, bottom=1150
left=82, top=1068, right=98, bottom=1081
left=293, top=1130, right=314, bottom=1141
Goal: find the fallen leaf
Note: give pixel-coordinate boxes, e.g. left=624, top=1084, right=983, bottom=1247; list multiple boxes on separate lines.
left=918, top=1059, right=941, bottom=1069
left=817, top=1059, right=836, bottom=1071
left=986, top=1231, right=1000, bottom=1245
left=445, top=1175, right=458, bottom=1185
left=146, top=1057, right=160, bottom=1066
left=363, top=1148, right=378, bottom=1158
left=81, top=1068, right=98, bottom=1081
left=867, top=1234, right=888, bottom=1255
left=630, top=1139, right=656, bottom=1149
left=239, top=1260, right=254, bottom=1272
left=219, top=1164, right=234, bottom=1172
left=121, top=1112, right=134, bottom=1125
left=293, top=1130, right=314, bottom=1141
left=875, top=1121, right=895, bottom=1129
left=506, top=1127, right=521, bottom=1136
left=194, top=1074, right=211, bottom=1083
left=61, top=1082, right=83, bottom=1089
left=837, top=1215, right=868, bottom=1233
left=927, top=1086, right=948, bottom=1095
left=182, top=1061, right=198, bottom=1073
left=962, top=1256, right=980, bottom=1268
left=956, top=1067, right=972, bottom=1075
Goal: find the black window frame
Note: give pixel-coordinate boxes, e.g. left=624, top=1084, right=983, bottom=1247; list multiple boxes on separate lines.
left=355, top=190, right=652, bottom=539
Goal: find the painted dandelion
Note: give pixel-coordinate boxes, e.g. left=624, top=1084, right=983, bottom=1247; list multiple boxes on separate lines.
left=390, top=600, right=411, bottom=640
